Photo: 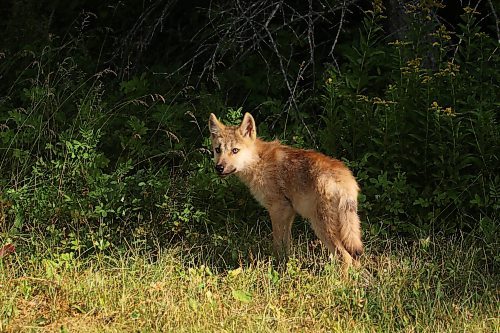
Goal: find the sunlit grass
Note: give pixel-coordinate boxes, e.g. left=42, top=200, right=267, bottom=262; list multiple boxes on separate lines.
left=1, top=235, right=498, bottom=332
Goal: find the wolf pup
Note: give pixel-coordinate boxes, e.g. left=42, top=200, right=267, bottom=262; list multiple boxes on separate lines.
left=209, top=113, right=363, bottom=270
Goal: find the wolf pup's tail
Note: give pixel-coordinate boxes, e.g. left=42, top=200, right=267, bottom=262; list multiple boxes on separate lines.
left=338, top=197, right=363, bottom=259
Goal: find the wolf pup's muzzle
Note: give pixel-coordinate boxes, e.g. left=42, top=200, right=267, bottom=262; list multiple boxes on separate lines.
left=215, top=164, right=224, bottom=174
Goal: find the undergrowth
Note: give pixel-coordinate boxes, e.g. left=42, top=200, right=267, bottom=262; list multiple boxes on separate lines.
left=0, top=3, right=498, bottom=257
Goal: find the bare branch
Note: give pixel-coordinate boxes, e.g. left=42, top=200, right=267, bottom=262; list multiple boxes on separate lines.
left=487, top=0, right=500, bottom=43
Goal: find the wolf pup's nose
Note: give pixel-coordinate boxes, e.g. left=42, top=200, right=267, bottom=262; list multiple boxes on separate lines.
left=215, top=164, right=224, bottom=174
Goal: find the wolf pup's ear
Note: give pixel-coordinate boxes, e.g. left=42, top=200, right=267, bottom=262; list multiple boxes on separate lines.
left=209, top=113, right=223, bottom=136
left=239, top=113, right=256, bottom=140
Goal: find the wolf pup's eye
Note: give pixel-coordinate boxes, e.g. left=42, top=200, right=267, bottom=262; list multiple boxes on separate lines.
left=215, top=147, right=221, bottom=154
left=232, top=148, right=239, bottom=154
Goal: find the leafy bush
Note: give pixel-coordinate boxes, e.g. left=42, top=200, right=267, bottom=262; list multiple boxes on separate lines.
left=0, top=46, right=211, bottom=254
left=319, top=4, right=499, bottom=235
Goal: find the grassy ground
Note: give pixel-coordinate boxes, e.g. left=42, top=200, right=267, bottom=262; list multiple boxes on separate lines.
left=0, top=235, right=498, bottom=332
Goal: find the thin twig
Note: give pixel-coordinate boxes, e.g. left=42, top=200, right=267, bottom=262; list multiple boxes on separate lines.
left=486, top=0, right=500, bottom=43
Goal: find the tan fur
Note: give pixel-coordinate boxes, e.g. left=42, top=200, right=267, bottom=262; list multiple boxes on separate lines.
left=209, top=113, right=363, bottom=271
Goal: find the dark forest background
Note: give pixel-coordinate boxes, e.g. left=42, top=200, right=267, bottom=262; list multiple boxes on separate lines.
left=0, top=0, right=498, bottom=263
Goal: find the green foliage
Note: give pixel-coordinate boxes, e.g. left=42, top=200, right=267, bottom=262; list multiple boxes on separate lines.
left=320, top=4, right=499, bottom=236
left=0, top=1, right=498, bottom=258
left=0, top=46, right=210, bottom=255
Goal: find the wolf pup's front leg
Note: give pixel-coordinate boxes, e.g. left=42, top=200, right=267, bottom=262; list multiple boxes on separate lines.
left=268, top=202, right=295, bottom=262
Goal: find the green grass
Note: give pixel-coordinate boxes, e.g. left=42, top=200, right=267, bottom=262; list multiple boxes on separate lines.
left=1, top=235, right=498, bottom=332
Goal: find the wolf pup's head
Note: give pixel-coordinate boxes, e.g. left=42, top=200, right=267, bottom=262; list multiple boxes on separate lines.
left=208, top=113, right=259, bottom=177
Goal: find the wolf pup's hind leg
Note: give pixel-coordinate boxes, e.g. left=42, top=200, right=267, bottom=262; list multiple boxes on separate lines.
left=309, top=213, right=354, bottom=272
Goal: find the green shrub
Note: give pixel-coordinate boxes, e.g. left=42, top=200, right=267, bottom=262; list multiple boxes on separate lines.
left=0, top=47, right=210, bottom=254
left=319, top=4, right=499, bottom=235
